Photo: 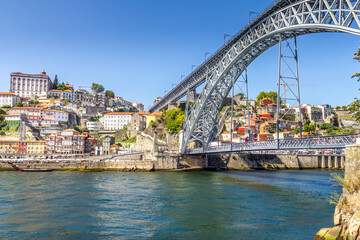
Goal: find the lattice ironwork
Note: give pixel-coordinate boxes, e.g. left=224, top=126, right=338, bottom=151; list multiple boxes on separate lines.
left=177, top=0, right=360, bottom=153
left=187, top=134, right=359, bottom=154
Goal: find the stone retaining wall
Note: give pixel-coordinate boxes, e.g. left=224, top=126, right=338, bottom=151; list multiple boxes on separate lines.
left=201, top=153, right=345, bottom=169
left=0, top=161, right=155, bottom=171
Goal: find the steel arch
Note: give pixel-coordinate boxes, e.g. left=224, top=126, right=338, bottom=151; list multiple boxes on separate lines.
left=181, top=0, right=360, bottom=153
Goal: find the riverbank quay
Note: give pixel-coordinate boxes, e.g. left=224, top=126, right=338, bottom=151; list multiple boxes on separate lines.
left=183, top=153, right=346, bottom=170
left=314, top=144, right=360, bottom=240
left=0, top=153, right=180, bottom=171
left=0, top=152, right=346, bottom=171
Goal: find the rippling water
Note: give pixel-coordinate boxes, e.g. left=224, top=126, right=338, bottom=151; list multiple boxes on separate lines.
left=0, top=170, right=342, bottom=239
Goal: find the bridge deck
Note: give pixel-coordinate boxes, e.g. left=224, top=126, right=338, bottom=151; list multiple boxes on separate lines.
left=186, top=134, right=358, bottom=155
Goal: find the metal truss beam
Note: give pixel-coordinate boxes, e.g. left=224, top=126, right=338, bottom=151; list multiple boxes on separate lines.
left=179, top=0, right=360, bottom=153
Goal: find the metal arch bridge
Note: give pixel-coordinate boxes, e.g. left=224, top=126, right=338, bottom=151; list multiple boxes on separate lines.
left=148, top=0, right=360, bottom=154
left=186, top=134, right=359, bottom=155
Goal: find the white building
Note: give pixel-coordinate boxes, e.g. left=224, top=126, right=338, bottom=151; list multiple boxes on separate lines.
left=104, top=112, right=133, bottom=130
left=0, top=92, right=21, bottom=107
left=8, top=107, right=43, bottom=116
left=87, top=121, right=102, bottom=131
left=48, top=89, right=77, bottom=102
left=10, top=70, right=52, bottom=99
left=43, top=109, right=69, bottom=123
left=131, top=102, right=144, bottom=112
left=5, top=115, right=59, bottom=127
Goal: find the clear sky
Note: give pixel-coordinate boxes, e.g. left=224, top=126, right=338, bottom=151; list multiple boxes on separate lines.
left=0, top=0, right=358, bottom=109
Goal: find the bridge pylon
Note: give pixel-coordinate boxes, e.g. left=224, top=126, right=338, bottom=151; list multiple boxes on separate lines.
left=276, top=36, right=302, bottom=149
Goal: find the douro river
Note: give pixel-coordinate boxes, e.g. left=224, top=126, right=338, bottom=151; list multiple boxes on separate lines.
left=0, top=170, right=341, bottom=239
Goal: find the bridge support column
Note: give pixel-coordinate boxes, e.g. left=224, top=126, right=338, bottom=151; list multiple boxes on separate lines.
left=276, top=36, right=302, bottom=143
left=340, top=156, right=345, bottom=168
left=335, top=156, right=339, bottom=168
left=233, top=68, right=251, bottom=139
left=167, top=103, right=177, bottom=110
left=188, top=89, right=196, bottom=103
left=321, top=156, right=326, bottom=169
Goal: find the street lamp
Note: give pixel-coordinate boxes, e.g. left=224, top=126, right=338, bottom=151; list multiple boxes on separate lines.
left=191, top=65, right=197, bottom=71
left=224, top=34, right=232, bottom=45
left=249, top=11, right=260, bottom=23
left=205, top=52, right=211, bottom=61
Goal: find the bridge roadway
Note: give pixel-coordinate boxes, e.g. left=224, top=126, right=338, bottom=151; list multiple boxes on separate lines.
left=186, top=134, right=359, bottom=155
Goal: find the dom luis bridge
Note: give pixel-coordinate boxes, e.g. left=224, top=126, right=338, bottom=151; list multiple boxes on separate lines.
left=149, top=0, right=360, bottom=154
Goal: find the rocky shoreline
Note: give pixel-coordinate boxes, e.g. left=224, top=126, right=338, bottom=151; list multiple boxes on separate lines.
left=314, top=144, right=360, bottom=240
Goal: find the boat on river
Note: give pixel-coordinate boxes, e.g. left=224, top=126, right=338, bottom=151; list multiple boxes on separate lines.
left=8, top=162, right=54, bottom=172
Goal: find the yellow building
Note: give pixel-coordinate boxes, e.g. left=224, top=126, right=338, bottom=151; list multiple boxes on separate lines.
left=38, top=97, right=55, bottom=107
left=0, top=140, right=45, bottom=154
left=26, top=140, right=45, bottom=154
left=146, top=112, right=163, bottom=128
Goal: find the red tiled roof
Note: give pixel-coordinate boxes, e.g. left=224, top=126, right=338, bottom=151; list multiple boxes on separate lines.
left=105, top=112, right=134, bottom=115
left=0, top=92, right=16, bottom=96
left=10, top=107, right=43, bottom=110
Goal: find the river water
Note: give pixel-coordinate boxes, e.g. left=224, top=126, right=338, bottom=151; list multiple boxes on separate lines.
left=0, top=170, right=342, bottom=239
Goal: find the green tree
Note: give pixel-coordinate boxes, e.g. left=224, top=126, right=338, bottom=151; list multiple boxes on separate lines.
left=105, top=90, right=114, bottom=98
left=293, top=128, right=300, bottom=134
left=15, top=102, right=23, bottom=107
left=352, top=48, right=360, bottom=81
left=303, top=124, right=310, bottom=132
left=349, top=100, right=360, bottom=122
left=1, top=105, right=11, bottom=108
left=309, top=124, right=315, bottom=133
left=256, top=91, right=278, bottom=104
left=342, top=105, right=348, bottom=110
left=53, top=74, right=58, bottom=89
left=90, top=115, right=101, bottom=122
left=236, top=92, right=245, bottom=99
left=320, top=123, right=333, bottom=130
left=64, top=98, right=70, bottom=102
left=165, top=108, right=185, bottom=133
left=349, top=48, right=360, bottom=122
left=57, top=82, right=70, bottom=91
left=91, top=83, right=105, bottom=93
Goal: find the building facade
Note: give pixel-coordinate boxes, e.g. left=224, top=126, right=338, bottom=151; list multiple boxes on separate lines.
left=10, top=70, right=52, bottom=99
left=0, top=92, right=21, bottom=107
left=48, top=89, right=77, bottom=102
left=0, top=140, right=45, bottom=154
left=43, top=109, right=69, bottom=123
left=128, top=112, right=146, bottom=131
left=104, top=112, right=133, bottom=130
left=46, top=130, right=86, bottom=154
left=86, top=121, right=102, bottom=131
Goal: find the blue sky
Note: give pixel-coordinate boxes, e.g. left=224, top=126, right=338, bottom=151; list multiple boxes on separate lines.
left=0, top=0, right=358, bottom=109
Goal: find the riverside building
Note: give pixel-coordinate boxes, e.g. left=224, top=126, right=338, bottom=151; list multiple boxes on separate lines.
left=10, top=70, right=52, bottom=99
left=46, top=130, right=86, bottom=154
left=104, top=112, right=146, bottom=130
left=0, top=140, right=45, bottom=154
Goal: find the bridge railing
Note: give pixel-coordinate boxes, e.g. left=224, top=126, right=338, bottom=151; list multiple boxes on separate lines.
left=185, top=134, right=359, bottom=154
